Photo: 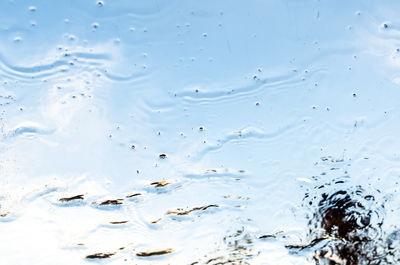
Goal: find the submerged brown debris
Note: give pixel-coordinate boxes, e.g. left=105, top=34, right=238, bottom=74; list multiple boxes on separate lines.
left=95, top=199, right=124, bottom=206
left=0, top=212, right=9, bottom=218
left=136, top=248, right=173, bottom=257
left=85, top=252, right=115, bottom=259
left=125, top=192, right=141, bottom=198
left=59, top=194, right=84, bottom=202
left=259, top=230, right=284, bottom=239
left=150, top=181, right=171, bottom=187
left=109, top=220, right=129, bottom=224
left=167, top=205, right=218, bottom=216
left=150, top=218, right=161, bottom=224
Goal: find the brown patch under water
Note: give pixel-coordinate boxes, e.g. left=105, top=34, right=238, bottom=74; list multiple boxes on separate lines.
left=59, top=194, right=84, bottom=202
left=136, top=248, right=173, bottom=257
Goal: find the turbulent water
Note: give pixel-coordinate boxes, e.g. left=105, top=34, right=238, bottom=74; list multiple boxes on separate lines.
left=1, top=0, right=400, bottom=264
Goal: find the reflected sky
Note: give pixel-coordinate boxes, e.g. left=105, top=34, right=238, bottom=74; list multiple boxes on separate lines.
left=1, top=0, right=400, bottom=264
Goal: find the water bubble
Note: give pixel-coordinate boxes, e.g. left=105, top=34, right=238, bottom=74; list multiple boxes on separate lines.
left=29, top=6, right=36, bottom=12
left=13, top=36, right=22, bottom=42
left=202, top=32, right=208, bottom=37
left=129, top=26, right=135, bottom=31
left=199, top=126, right=204, bottom=131
left=92, top=22, right=99, bottom=29
left=97, top=1, right=104, bottom=7
left=381, top=22, right=391, bottom=29
left=159, top=153, right=167, bottom=159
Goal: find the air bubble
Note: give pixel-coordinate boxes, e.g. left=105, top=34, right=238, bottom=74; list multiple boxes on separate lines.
left=29, top=6, right=36, bottom=12
left=92, top=22, right=99, bottom=29
left=381, top=22, right=391, bottom=29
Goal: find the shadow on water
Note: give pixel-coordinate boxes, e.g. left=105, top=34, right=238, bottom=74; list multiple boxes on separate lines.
left=287, top=181, right=400, bottom=265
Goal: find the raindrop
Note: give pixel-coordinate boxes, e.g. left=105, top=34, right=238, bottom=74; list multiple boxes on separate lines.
left=381, top=22, right=390, bottom=29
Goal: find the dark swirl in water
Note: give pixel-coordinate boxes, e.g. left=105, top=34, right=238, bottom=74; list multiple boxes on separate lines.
left=287, top=183, right=400, bottom=265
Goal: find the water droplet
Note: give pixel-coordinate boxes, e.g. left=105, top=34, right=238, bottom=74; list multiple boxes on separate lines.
left=199, top=126, right=204, bottom=131
left=381, top=22, right=391, bottom=29
left=159, top=153, right=167, bottom=159
left=13, top=36, right=22, bottom=42
left=202, top=32, right=208, bottom=37
left=29, top=6, right=36, bottom=12
left=92, top=22, right=99, bottom=29
left=97, top=1, right=104, bottom=7
left=129, top=27, right=135, bottom=31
